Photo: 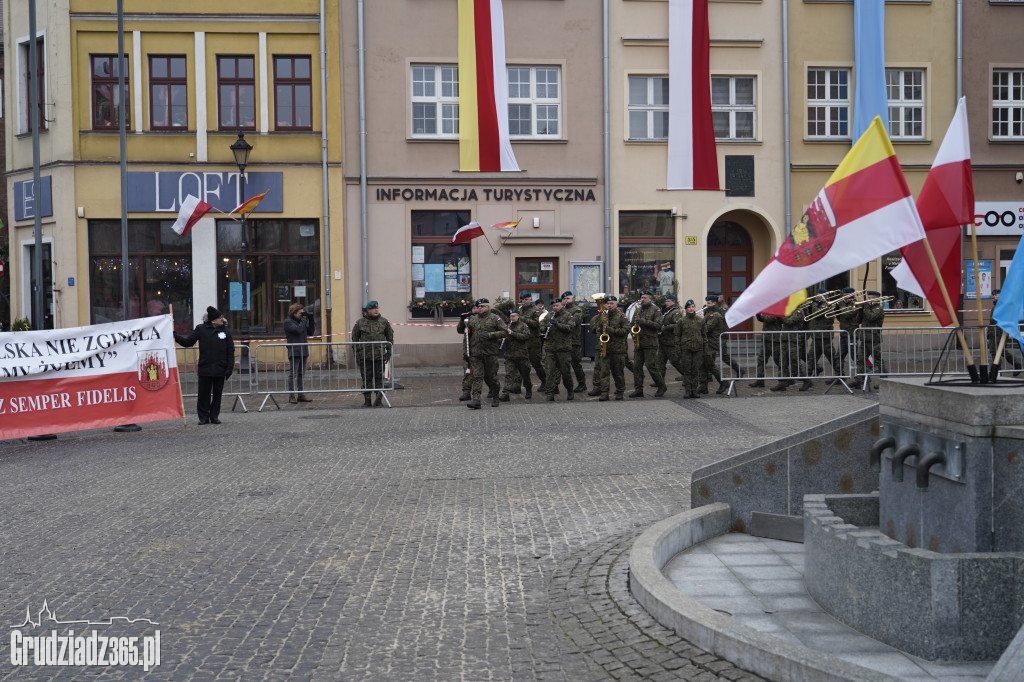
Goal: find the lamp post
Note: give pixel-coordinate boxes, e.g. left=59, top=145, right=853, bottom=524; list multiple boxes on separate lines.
left=230, top=133, right=253, bottom=343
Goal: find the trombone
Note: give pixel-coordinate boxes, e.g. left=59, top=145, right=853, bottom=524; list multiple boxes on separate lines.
left=804, top=290, right=861, bottom=321
left=590, top=292, right=610, bottom=358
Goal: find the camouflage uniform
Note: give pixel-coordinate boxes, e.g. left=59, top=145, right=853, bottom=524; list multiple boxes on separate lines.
left=590, top=304, right=629, bottom=399
left=655, top=302, right=687, bottom=382
left=751, top=313, right=783, bottom=385
left=676, top=308, right=705, bottom=397
left=859, top=299, right=886, bottom=377
left=702, top=302, right=727, bottom=392
left=519, top=300, right=548, bottom=387
left=466, top=309, right=508, bottom=404
left=564, top=299, right=587, bottom=390
left=457, top=313, right=474, bottom=399
left=772, top=308, right=812, bottom=391
left=805, top=297, right=837, bottom=376
left=542, top=307, right=577, bottom=399
left=500, top=318, right=534, bottom=399
left=631, top=301, right=667, bottom=396
left=351, top=310, right=394, bottom=402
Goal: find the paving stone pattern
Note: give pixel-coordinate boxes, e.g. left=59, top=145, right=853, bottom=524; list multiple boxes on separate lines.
left=0, top=375, right=872, bottom=681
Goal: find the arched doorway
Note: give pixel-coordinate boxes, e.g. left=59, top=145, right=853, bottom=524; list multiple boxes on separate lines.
left=707, top=221, right=753, bottom=332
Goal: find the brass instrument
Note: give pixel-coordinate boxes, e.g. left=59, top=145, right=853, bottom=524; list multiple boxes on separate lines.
left=628, top=302, right=642, bottom=345
left=804, top=290, right=859, bottom=321
left=590, top=292, right=610, bottom=358
left=539, top=309, right=553, bottom=339
left=855, top=295, right=894, bottom=308
left=824, top=291, right=892, bottom=318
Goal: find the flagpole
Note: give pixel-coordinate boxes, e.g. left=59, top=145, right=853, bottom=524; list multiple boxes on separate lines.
left=921, top=237, right=978, bottom=379
left=479, top=230, right=498, bottom=255
left=968, top=224, right=989, bottom=371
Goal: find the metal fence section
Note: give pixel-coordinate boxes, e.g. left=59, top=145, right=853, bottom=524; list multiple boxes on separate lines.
left=176, top=346, right=253, bottom=412
left=720, top=330, right=854, bottom=395
left=252, top=341, right=395, bottom=410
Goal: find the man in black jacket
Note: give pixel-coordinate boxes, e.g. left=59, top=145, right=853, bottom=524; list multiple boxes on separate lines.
left=175, top=306, right=235, bottom=424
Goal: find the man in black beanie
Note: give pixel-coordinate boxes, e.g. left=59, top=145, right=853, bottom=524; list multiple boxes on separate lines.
left=174, top=306, right=235, bottom=424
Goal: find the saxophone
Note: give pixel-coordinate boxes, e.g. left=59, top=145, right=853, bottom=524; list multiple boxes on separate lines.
left=590, top=293, right=610, bottom=358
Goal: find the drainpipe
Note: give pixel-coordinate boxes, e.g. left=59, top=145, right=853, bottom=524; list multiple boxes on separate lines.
left=870, top=436, right=895, bottom=473
left=891, top=443, right=919, bottom=483
left=320, top=0, right=332, bottom=331
left=358, top=0, right=369, bottom=306
left=781, top=0, right=792, bottom=236
left=916, top=451, right=947, bottom=490
left=603, top=0, right=611, bottom=290
left=956, top=0, right=962, bottom=100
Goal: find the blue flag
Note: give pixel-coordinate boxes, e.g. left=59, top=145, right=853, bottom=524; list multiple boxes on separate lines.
left=993, top=233, right=1024, bottom=348
left=853, top=0, right=889, bottom=139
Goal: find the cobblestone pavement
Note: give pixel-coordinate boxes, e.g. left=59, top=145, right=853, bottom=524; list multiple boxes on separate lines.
left=0, top=371, right=874, bottom=680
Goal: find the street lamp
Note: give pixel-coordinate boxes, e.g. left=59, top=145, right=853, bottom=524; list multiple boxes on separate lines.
left=230, top=133, right=253, bottom=342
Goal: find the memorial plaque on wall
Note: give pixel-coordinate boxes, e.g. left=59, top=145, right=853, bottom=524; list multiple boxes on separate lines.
left=725, top=156, right=755, bottom=197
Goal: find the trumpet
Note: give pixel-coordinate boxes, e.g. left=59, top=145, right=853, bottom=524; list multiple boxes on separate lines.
left=591, top=292, right=610, bottom=358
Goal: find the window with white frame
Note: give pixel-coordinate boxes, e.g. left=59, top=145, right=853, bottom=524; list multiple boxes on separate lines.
left=628, top=75, right=669, bottom=140
left=886, top=68, right=924, bottom=140
left=992, top=69, right=1024, bottom=140
left=712, top=76, right=755, bottom=140
left=508, top=66, right=561, bottom=138
left=411, top=64, right=459, bottom=137
left=807, top=67, right=849, bottom=139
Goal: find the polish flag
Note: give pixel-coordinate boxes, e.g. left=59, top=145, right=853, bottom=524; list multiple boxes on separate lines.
left=451, top=220, right=485, bottom=245
left=666, top=0, right=720, bottom=190
left=172, top=194, right=213, bottom=236
left=892, top=97, right=973, bottom=326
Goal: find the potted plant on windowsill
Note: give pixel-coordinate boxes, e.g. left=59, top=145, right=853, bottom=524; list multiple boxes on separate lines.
left=408, top=298, right=442, bottom=319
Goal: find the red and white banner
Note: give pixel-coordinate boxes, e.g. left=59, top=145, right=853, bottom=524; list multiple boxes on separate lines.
left=0, top=316, right=183, bottom=439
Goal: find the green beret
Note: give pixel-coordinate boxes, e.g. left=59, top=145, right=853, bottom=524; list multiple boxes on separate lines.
left=705, top=295, right=717, bottom=302
left=866, top=291, right=880, bottom=297
left=605, top=295, right=617, bottom=302
left=641, top=289, right=653, bottom=296
left=475, top=297, right=490, bottom=305
left=561, top=290, right=574, bottom=298
left=509, top=307, right=521, bottom=315
left=842, top=287, right=855, bottom=293
left=993, top=289, right=1001, bottom=295
left=665, top=293, right=678, bottom=301
left=685, top=299, right=695, bottom=307
left=714, top=291, right=723, bottom=297
left=364, top=300, right=379, bottom=309
left=816, top=288, right=827, bottom=294
left=519, top=291, right=533, bottom=299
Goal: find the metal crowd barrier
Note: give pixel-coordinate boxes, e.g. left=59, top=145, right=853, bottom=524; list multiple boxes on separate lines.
left=252, top=341, right=394, bottom=411
left=176, top=346, right=253, bottom=412
left=719, top=330, right=854, bottom=395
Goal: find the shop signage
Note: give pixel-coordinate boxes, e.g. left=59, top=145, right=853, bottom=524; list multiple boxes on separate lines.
left=374, top=186, right=597, bottom=203
left=126, top=171, right=284, bottom=213
left=13, top=177, right=53, bottom=221
left=972, top=202, right=1024, bottom=236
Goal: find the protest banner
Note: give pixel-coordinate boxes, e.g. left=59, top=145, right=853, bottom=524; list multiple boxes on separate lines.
left=0, top=315, right=183, bottom=439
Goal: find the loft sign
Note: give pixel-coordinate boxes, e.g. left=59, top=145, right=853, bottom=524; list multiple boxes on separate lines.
left=126, top=171, right=284, bottom=213
left=375, top=186, right=597, bottom=203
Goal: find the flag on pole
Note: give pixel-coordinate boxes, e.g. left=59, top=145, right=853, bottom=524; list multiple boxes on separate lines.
left=726, top=117, right=926, bottom=327
left=232, top=190, right=269, bottom=215
left=452, top=220, right=485, bottom=245
left=666, top=0, right=719, bottom=190
left=489, top=218, right=521, bottom=238
left=852, top=0, right=888, bottom=139
left=892, top=97, right=972, bottom=327
left=458, top=0, right=520, bottom=172
left=172, top=194, right=213, bottom=236
left=992, top=232, right=1024, bottom=348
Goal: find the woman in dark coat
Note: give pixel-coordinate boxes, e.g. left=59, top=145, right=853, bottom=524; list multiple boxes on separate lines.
left=284, top=302, right=314, bottom=403
left=174, top=306, right=235, bottom=424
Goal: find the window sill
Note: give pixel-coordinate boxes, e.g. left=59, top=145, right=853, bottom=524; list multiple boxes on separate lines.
left=802, top=137, right=853, bottom=145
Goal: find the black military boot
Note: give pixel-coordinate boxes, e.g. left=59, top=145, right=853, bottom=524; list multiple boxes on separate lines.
left=574, top=382, right=587, bottom=393
left=748, top=380, right=765, bottom=388
left=566, top=391, right=574, bottom=401
left=374, top=393, right=383, bottom=406
left=770, top=383, right=788, bottom=392
left=491, top=397, right=500, bottom=407
left=587, top=388, right=601, bottom=396
left=614, top=393, right=624, bottom=401
left=800, top=379, right=814, bottom=391
left=498, top=393, right=510, bottom=402
left=524, top=386, right=532, bottom=399
left=467, top=400, right=482, bottom=409
left=715, top=381, right=728, bottom=395
left=363, top=393, right=373, bottom=407
left=698, top=384, right=708, bottom=394
left=509, top=386, right=522, bottom=394
left=628, top=390, right=644, bottom=398
left=654, top=386, right=668, bottom=397
left=599, top=394, right=609, bottom=401
left=459, top=393, right=471, bottom=401
left=545, top=395, right=555, bottom=402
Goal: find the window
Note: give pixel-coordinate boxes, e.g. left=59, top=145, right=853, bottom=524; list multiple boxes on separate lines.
left=411, top=211, right=472, bottom=315
left=217, top=56, right=256, bottom=130
left=712, top=76, right=755, bottom=140
left=886, top=68, right=924, bottom=140
left=807, top=68, right=849, bottom=138
left=508, top=66, right=561, bottom=138
left=273, top=56, right=312, bottom=129
left=992, top=69, right=1024, bottom=139
left=618, top=212, right=675, bottom=297
left=91, top=55, right=130, bottom=130
left=881, top=251, right=924, bottom=311
left=149, top=55, right=187, bottom=129
left=411, top=64, right=459, bottom=137
left=628, top=76, right=669, bottom=140
left=20, top=37, right=46, bottom=132
left=88, top=220, right=193, bottom=331
left=216, top=219, right=320, bottom=335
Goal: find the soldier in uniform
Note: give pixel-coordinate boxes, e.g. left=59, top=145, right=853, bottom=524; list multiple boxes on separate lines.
left=713, top=292, right=742, bottom=379
left=588, top=295, right=629, bottom=400
left=517, top=292, right=547, bottom=390
left=834, top=287, right=863, bottom=387
left=351, top=300, right=395, bottom=406
left=655, top=294, right=687, bottom=388
left=630, top=291, right=668, bottom=398
left=464, top=298, right=508, bottom=408
left=859, top=291, right=886, bottom=386
left=749, top=312, right=782, bottom=388
left=805, top=288, right=837, bottom=377
left=456, top=302, right=479, bottom=401
left=676, top=299, right=706, bottom=398
left=561, top=291, right=588, bottom=393
left=771, top=306, right=813, bottom=392
left=542, top=297, right=577, bottom=401
left=701, top=295, right=730, bottom=394
left=498, top=309, right=534, bottom=400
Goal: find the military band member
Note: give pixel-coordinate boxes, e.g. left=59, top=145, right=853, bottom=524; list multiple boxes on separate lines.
left=676, top=299, right=706, bottom=398
left=805, top=288, right=837, bottom=377
left=834, top=287, right=863, bottom=387
left=859, top=291, right=886, bottom=383
left=630, top=291, right=668, bottom=398
left=655, top=294, right=687, bottom=387
left=465, top=298, right=508, bottom=409
left=542, top=298, right=577, bottom=400
left=714, top=292, right=742, bottom=379
left=588, top=295, right=629, bottom=400
left=771, top=306, right=813, bottom=392
left=456, top=302, right=480, bottom=401
left=518, top=291, right=548, bottom=389
left=561, top=291, right=588, bottom=393
left=702, top=296, right=729, bottom=394
left=749, top=312, right=782, bottom=388
left=499, top=309, right=535, bottom=400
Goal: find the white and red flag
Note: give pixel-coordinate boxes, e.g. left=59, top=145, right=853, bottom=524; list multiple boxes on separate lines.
left=451, top=220, right=485, bottom=245
left=489, top=218, right=521, bottom=238
left=172, top=195, right=213, bottom=236
left=727, top=117, right=926, bottom=327
left=0, top=316, right=184, bottom=439
left=458, top=0, right=520, bottom=172
left=891, top=97, right=972, bottom=327
left=666, top=0, right=720, bottom=190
